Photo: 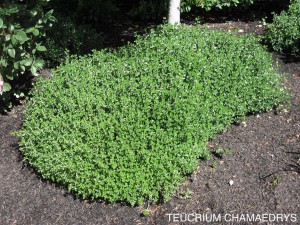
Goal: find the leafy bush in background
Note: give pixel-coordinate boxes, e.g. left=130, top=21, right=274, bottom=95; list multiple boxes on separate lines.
left=131, top=0, right=255, bottom=19
left=17, top=25, right=289, bottom=205
left=130, top=0, right=168, bottom=20
left=44, top=17, right=104, bottom=66
left=76, top=0, right=118, bottom=22
left=0, top=0, right=55, bottom=111
left=265, top=0, right=300, bottom=54
left=49, top=0, right=118, bottom=23
left=182, top=0, right=254, bottom=11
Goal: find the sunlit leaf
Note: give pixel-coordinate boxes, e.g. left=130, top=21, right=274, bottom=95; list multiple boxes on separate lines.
left=3, top=82, right=12, bottom=92
left=8, top=49, right=16, bottom=58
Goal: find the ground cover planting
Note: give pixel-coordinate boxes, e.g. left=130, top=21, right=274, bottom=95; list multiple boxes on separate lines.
left=16, top=24, right=289, bottom=206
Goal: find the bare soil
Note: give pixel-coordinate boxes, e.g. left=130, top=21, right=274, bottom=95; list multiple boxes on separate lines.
left=0, top=19, right=299, bottom=225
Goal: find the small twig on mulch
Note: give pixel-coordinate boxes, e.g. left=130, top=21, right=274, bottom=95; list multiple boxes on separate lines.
left=259, top=153, right=300, bottom=180
left=259, top=168, right=298, bottom=180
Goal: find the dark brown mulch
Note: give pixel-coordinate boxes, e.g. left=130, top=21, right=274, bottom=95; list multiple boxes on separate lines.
left=0, top=21, right=299, bottom=225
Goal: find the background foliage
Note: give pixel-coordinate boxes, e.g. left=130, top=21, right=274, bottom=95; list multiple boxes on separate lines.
left=0, top=0, right=55, bottom=111
left=17, top=25, right=289, bottom=205
left=265, top=0, right=300, bottom=54
left=44, top=16, right=104, bottom=66
left=49, top=0, right=118, bottom=23
left=131, top=0, right=256, bottom=20
left=181, top=0, right=254, bottom=11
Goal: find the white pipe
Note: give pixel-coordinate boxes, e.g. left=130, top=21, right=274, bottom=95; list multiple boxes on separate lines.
left=168, top=0, right=181, bottom=25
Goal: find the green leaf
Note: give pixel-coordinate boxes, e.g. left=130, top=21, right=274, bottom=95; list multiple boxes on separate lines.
left=6, top=74, right=14, bottom=80
left=14, top=62, right=19, bottom=69
left=30, top=10, right=38, bottom=17
left=26, top=28, right=34, bottom=33
left=22, top=58, right=33, bottom=67
left=8, top=24, right=14, bottom=32
left=32, top=28, right=39, bottom=36
left=33, top=59, right=44, bottom=69
left=11, top=36, right=17, bottom=45
left=45, top=9, right=54, bottom=17
left=5, top=34, right=11, bottom=41
left=8, top=49, right=16, bottom=58
left=0, top=18, right=3, bottom=28
left=37, top=45, right=47, bottom=52
left=30, top=66, right=38, bottom=75
left=6, top=5, right=20, bottom=14
left=0, top=60, right=8, bottom=67
left=3, top=82, right=12, bottom=92
left=20, top=65, right=25, bottom=72
left=15, top=31, right=29, bottom=43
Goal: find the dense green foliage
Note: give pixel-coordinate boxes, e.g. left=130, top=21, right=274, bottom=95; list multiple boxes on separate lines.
left=44, top=17, right=104, bottom=66
left=265, top=0, right=300, bottom=54
left=182, top=0, right=254, bottom=11
left=17, top=25, right=288, bottom=205
left=0, top=0, right=55, bottom=111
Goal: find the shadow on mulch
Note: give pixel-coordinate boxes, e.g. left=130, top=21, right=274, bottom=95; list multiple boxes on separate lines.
left=276, top=53, right=300, bottom=65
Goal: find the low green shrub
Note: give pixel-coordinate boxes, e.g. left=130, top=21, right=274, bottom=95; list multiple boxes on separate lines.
left=44, top=17, right=104, bottom=66
left=265, top=0, right=300, bottom=54
left=17, top=25, right=289, bottom=205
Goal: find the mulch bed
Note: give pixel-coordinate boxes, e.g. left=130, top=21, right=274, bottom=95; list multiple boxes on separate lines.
left=0, top=19, right=299, bottom=225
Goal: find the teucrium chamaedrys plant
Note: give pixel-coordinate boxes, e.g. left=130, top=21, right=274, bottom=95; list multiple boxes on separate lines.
left=0, top=0, right=55, bottom=109
left=17, top=25, right=289, bottom=205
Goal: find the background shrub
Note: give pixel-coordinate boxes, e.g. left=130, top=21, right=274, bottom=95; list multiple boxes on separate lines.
left=17, top=25, right=289, bottom=205
left=0, top=0, right=55, bottom=112
left=130, top=0, right=169, bottom=20
left=265, top=0, right=300, bottom=54
left=182, top=0, right=254, bottom=11
left=49, top=0, right=118, bottom=23
left=44, top=17, right=104, bottom=66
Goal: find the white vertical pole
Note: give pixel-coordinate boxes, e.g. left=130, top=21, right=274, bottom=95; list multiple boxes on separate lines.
left=168, top=0, right=181, bottom=25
